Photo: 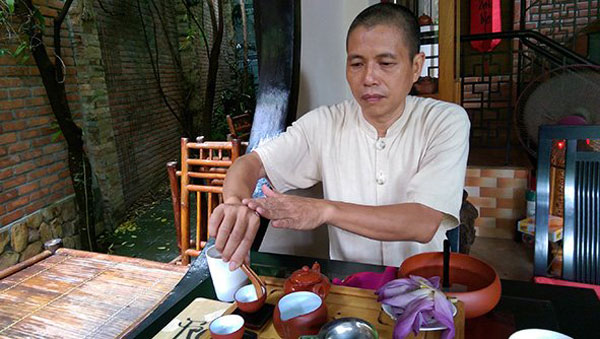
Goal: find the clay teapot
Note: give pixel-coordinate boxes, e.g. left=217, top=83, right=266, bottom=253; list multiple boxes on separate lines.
left=418, top=14, right=433, bottom=26
left=273, top=291, right=328, bottom=339
left=284, top=262, right=331, bottom=299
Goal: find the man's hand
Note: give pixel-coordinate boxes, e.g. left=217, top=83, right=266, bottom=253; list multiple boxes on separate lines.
left=242, top=185, right=329, bottom=230
left=208, top=202, right=261, bottom=271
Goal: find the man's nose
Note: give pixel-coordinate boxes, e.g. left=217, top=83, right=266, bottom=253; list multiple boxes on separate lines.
left=363, top=64, right=378, bottom=86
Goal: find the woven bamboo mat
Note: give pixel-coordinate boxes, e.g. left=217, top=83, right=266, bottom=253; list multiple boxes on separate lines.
left=0, top=248, right=186, bottom=339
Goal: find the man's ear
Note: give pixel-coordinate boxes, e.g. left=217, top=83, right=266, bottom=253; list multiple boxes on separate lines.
left=412, top=52, right=425, bottom=83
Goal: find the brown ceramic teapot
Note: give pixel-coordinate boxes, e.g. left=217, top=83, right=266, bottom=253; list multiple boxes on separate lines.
left=284, top=262, right=331, bottom=299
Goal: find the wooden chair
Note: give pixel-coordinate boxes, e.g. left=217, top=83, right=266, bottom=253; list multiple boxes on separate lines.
left=535, top=125, right=600, bottom=284
left=167, top=137, right=241, bottom=265
left=226, top=112, right=252, bottom=141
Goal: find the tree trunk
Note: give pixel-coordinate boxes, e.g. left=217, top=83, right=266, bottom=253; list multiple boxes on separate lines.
left=23, top=0, right=97, bottom=251
left=200, top=0, right=224, bottom=136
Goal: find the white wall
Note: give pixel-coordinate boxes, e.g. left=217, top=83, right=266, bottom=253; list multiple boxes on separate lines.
left=296, top=0, right=379, bottom=118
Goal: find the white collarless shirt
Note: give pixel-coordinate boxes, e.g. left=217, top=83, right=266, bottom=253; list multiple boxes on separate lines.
left=254, top=96, right=470, bottom=266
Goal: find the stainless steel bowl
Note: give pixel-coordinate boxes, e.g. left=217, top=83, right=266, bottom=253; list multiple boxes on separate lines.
left=303, top=317, right=378, bottom=339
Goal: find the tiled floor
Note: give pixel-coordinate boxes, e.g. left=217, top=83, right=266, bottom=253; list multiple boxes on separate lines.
left=470, top=236, right=534, bottom=281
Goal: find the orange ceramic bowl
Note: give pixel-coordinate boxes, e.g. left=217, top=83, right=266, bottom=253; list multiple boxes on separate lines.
left=398, top=252, right=501, bottom=319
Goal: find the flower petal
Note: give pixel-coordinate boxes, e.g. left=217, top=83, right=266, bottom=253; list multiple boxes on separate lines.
left=380, top=288, right=430, bottom=308
left=432, top=291, right=455, bottom=339
left=393, top=297, right=434, bottom=339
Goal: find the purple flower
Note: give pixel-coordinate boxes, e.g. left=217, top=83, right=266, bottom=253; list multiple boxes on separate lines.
left=377, top=275, right=455, bottom=339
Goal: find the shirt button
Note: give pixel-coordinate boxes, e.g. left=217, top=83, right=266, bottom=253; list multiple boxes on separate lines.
left=376, top=172, right=386, bottom=185
left=376, top=139, right=386, bottom=150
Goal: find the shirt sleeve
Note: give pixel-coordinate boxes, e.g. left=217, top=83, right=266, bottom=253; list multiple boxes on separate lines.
left=405, top=104, right=470, bottom=229
left=253, top=110, right=323, bottom=193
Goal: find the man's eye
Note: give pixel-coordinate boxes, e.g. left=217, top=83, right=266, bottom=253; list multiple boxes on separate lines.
left=380, top=62, right=396, bottom=67
left=350, top=63, right=363, bottom=67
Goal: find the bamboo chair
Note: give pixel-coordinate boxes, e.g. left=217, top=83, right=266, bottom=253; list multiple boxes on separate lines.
left=226, top=112, right=252, bottom=141
left=167, top=137, right=241, bottom=265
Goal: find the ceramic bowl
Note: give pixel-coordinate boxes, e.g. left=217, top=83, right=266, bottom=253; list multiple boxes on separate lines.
left=234, top=284, right=267, bottom=313
left=209, top=314, right=245, bottom=339
left=273, top=291, right=328, bottom=339
left=398, top=252, right=501, bottom=319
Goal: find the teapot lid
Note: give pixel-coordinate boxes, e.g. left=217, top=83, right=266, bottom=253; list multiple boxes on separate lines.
left=289, top=263, right=324, bottom=286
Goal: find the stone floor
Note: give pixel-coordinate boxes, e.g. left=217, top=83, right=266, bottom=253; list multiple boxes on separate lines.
left=470, top=236, right=534, bottom=281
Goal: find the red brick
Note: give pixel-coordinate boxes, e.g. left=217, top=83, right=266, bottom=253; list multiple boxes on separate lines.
left=0, top=168, right=12, bottom=180
left=2, top=174, right=26, bottom=190
left=19, top=149, right=43, bottom=162
left=31, top=87, right=47, bottom=96
left=2, top=120, right=27, bottom=132
left=43, top=143, right=63, bottom=153
left=7, top=141, right=30, bottom=154
left=14, top=161, right=35, bottom=174
left=0, top=90, right=8, bottom=100
left=18, top=182, right=39, bottom=195
left=28, top=116, right=53, bottom=128
left=1, top=209, right=24, bottom=226
left=0, top=155, right=19, bottom=169
left=9, top=88, right=31, bottom=99
left=1, top=99, right=25, bottom=109
left=25, top=97, right=46, bottom=106
left=40, top=174, right=59, bottom=186
left=0, top=112, right=13, bottom=121
left=6, top=195, right=29, bottom=212
left=27, top=168, right=49, bottom=180
left=0, top=132, right=17, bottom=145
left=0, top=189, right=18, bottom=204
left=0, top=78, right=22, bottom=87
left=25, top=200, right=47, bottom=215
left=58, top=169, right=70, bottom=179
left=29, top=187, right=50, bottom=201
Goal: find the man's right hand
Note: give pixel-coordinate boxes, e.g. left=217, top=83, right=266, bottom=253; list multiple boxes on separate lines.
left=208, top=202, right=261, bottom=271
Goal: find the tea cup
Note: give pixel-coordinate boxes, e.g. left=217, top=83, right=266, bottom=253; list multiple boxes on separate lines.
left=209, top=314, right=245, bottom=339
left=234, top=284, right=267, bottom=313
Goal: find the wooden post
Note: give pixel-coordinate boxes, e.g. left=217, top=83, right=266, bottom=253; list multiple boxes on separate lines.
left=180, top=138, right=190, bottom=265
left=167, top=162, right=181, bottom=250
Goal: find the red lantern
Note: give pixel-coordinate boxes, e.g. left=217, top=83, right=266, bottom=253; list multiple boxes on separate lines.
left=470, top=0, right=502, bottom=52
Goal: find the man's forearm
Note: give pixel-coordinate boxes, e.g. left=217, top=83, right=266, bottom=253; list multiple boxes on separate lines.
left=223, top=152, right=266, bottom=204
left=322, top=201, right=443, bottom=243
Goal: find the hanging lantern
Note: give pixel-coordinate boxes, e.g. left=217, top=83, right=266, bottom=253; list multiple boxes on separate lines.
left=470, top=0, right=502, bottom=52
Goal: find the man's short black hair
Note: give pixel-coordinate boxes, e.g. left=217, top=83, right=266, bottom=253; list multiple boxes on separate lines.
left=347, top=3, right=420, bottom=59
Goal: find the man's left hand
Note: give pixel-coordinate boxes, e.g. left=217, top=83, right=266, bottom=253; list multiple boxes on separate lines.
left=242, top=185, right=328, bottom=230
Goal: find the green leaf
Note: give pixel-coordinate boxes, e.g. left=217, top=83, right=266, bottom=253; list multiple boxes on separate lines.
left=157, top=246, right=166, bottom=250
left=33, top=8, right=45, bottom=25
left=51, top=130, right=62, bottom=142
left=0, top=49, right=8, bottom=56
left=13, top=42, right=27, bottom=57
left=7, top=0, right=14, bottom=13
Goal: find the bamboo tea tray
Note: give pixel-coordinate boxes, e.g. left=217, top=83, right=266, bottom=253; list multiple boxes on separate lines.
left=203, top=276, right=465, bottom=339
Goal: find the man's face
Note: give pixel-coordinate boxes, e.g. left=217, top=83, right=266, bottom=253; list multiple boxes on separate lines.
left=346, top=24, right=424, bottom=121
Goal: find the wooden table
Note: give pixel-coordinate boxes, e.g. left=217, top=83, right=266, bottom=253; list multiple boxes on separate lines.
left=128, top=251, right=600, bottom=338
left=0, top=248, right=186, bottom=339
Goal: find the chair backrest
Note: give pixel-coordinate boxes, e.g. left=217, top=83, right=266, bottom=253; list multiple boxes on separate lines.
left=226, top=113, right=252, bottom=141
left=168, top=137, right=241, bottom=265
left=535, top=125, right=600, bottom=284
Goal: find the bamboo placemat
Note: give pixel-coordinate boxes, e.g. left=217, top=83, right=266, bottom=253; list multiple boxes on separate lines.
left=0, top=249, right=186, bottom=339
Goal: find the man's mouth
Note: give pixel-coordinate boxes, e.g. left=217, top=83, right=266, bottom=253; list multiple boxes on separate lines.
left=361, top=94, right=384, bottom=103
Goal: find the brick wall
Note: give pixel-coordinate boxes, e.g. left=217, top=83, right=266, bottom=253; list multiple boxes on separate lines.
left=94, top=0, right=183, bottom=206
left=2, top=0, right=237, bottom=234
left=515, top=0, right=599, bottom=44
left=0, top=0, right=80, bottom=228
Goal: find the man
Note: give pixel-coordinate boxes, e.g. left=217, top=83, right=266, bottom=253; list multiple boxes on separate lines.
left=208, top=3, right=469, bottom=270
